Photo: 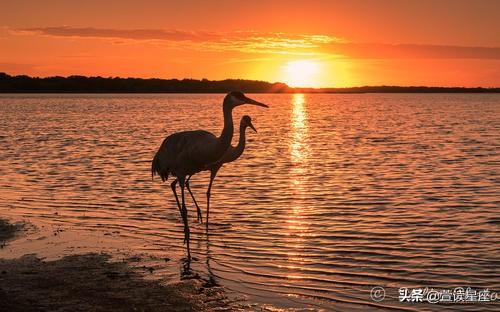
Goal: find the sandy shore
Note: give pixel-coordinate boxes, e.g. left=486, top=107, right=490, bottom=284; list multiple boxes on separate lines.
left=0, top=219, right=241, bottom=312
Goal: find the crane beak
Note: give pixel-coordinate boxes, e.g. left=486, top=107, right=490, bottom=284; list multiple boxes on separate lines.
left=249, top=122, right=257, bottom=133
left=243, top=95, right=269, bottom=108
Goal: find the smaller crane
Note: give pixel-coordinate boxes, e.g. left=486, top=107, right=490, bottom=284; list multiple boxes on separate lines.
left=185, top=115, right=259, bottom=229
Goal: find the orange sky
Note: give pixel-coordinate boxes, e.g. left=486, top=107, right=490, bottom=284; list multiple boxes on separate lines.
left=1, top=0, right=499, bottom=87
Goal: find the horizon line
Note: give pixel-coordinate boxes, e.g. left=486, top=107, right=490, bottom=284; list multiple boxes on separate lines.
left=1, top=72, right=499, bottom=91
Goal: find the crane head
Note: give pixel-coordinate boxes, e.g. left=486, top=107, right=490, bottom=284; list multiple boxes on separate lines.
left=241, top=115, right=257, bottom=133
left=224, top=91, right=269, bottom=109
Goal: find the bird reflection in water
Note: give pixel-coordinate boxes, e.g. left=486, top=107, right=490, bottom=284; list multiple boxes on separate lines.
left=181, top=256, right=192, bottom=278
left=179, top=232, right=219, bottom=288
left=204, top=232, right=219, bottom=287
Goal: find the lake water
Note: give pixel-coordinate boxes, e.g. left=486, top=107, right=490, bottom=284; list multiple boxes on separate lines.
left=0, top=93, right=499, bottom=311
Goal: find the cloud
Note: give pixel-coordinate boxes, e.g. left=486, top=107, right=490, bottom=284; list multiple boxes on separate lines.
left=17, top=26, right=339, bottom=54
left=20, top=27, right=219, bottom=41
left=15, top=26, right=500, bottom=59
left=324, top=42, right=500, bottom=59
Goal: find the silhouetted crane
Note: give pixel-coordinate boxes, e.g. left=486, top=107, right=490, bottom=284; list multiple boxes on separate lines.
left=151, top=92, right=268, bottom=258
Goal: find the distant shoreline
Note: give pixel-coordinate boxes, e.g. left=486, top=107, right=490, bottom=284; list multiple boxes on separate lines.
left=1, top=73, right=499, bottom=93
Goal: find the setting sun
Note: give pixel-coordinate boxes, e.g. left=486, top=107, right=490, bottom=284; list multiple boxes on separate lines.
left=283, top=60, right=321, bottom=88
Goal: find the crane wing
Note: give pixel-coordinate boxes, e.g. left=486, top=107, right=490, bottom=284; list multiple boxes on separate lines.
left=157, top=130, right=220, bottom=176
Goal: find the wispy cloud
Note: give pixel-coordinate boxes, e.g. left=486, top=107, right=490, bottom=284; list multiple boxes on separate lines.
left=19, top=27, right=219, bottom=41
left=324, top=42, right=500, bottom=59
left=14, top=26, right=500, bottom=59
left=17, top=26, right=338, bottom=54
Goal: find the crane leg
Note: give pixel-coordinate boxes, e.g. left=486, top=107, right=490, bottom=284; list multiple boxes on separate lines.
left=186, top=175, right=203, bottom=223
left=205, top=171, right=216, bottom=231
left=170, top=179, right=182, bottom=217
left=179, top=177, right=191, bottom=259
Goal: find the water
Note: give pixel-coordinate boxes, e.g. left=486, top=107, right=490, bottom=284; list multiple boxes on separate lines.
left=0, top=93, right=499, bottom=311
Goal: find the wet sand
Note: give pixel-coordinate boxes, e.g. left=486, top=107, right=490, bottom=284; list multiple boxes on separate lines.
left=0, top=219, right=238, bottom=312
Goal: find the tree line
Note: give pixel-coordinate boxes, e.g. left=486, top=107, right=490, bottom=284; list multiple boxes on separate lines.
left=0, top=73, right=498, bottom=93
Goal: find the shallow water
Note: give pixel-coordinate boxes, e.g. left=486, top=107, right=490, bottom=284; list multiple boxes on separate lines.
left=0, top=93, right=499, bottom=311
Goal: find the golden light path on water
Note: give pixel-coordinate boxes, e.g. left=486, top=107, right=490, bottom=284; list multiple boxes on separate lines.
left=286, top=94, right=310, bottom=281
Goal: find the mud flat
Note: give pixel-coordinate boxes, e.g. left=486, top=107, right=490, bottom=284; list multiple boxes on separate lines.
left=0, top=219, right=241, bottom=312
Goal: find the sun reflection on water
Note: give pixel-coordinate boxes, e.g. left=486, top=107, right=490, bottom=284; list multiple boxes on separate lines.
left=290, top=94, right=309, bottom=169
left=289, top=93, right=310, bottom=193
left=286, top=94, right=310, bottom=280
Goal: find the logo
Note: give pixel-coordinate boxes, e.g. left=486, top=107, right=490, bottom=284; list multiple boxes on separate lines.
left=371, top=286, right=386, bottom=302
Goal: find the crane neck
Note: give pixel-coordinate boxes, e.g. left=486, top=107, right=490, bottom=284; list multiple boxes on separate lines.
left=215, top=104, right=234, bottom=161
left=234, top=123, right=247, bottom=157
left=221, top=123, right=247, bottom=163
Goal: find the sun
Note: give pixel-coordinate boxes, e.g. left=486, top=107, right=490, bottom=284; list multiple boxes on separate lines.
left=283, top=60, right=320, bottom=88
